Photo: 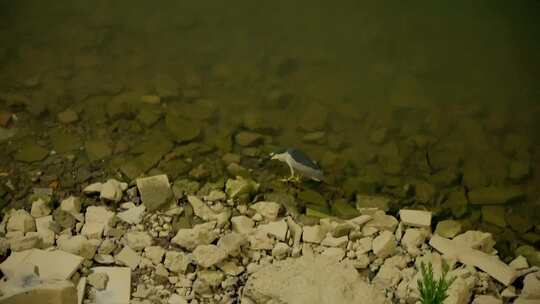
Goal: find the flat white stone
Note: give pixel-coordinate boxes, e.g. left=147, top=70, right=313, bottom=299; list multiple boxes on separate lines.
left=430, top=235, right=517, bottom=286
left=171, top=222, right=218, bottom=251
left=217, top=232, right=247, bottom=257
left=520, top=272, right=540, bottom=299
left=117, top=205, right=145, bottom=225
left=472, top=295, right=503, bottom=304
left=100, top=179, right=127, bottom=202
left=192, top=245, right=227, bottom=268
left=364, top=211, right=398, bottom=232
left=81, top=222, right=104, bottom=239
left=188, top=195, right=230, bottom=228
left=399, top=209, right=431, bottom=228
left=115, top=246, right=140, bottom=270
left=231, top=216, right=255, bottom=234
left=168, top=294, right=188, bottom=304
left=509, top=255, right=529, bottom=270
left=91, top=267, right=131, bottom=304
left=258, top=220, right=288, bottom=241
left=250, top=201, right=281, bottom=221
left=60, top=196, right=81, bottom=215
left=163, top=251, right=191, bottom=273
left=0, top=249, right=83, bottom=281
left=77, top=276, right=86, bottom=304
left=144, top=246, right=165, bottom=265
left=302, top=225, right=325, bottom=244
left=321, top=235, right=348, bottom=248
left=83, top=182, right=103, bottom=194
left=6, top=210, right=36, bottom=233
left=356, top=237, right=373, bottom=255
left=30, top=198, right=51, bottom=218
left=125, top=231, right=152, bottom=251
left=372, top=231, right=396, bottom=258
left=401, top=228, right=428, bottom=256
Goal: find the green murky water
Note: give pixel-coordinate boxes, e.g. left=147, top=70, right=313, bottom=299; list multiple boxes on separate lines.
left=0, top=0, right=539, bottom=256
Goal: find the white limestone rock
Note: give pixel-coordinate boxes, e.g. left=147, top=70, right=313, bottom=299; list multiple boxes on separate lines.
left=0, top=248, right=83, bottom=281
left=192, top=245, right=227, bottom=268
left=364, top=211, right=398, bottom=232
left=356, top=237, right=373, bottom=255
left=401, top=228, right=429, bottom=256
left=171, top=222, right=218, bottom=251
left=372, top=231, right=396, bottom=258
left=7, top=210, right=36, bottom=233
left=249, top=230, right=275, bottom=250
left=100, top=179, right=127, bottom=202
left=453, top=231, right=496, bottom=254
left=231, top=216, right=255, bottom=235
left=60, top=196, right=81, bottom=216
left=302, top=225, right=325, bottom=244
left=258, top=220, right=288, bottom=241
left=117, top=205, right=145, bottom=225
left=30, top=198, right=51, bottom=218
left=472, top=295, right=503, bottom=304
left=115, top=246, right=140, bottom=269
left=83, top=182, right=103, bottom=194
left=125, top=231, right=152, bottom=251
left=164, top=251, right=191, bottom=273
left=249, top=201, right=281, bottom=221
left=91, top=267, right=131, bottom=304
left=188, top=195, right=230, bottom=228
left=88, top=272, right=109, bottom=290
left=520, top=272, right=540, bottom=300
left=242, top=254, right=386, bottom=304
left=509, top=255, right=529, bottom=270
left=430, top=235, right=516, bottom=286
left=217, top=232, right=247, bottom=257
left=81, top=206, right=115, bottom=239
left=321, top=235, right=348, bottom=248
left=399, top=209, right=432, bottom=228
left=272, top=242, right=290, bottom=260
left=136, top=174, right=173, bottom=211
left=168, top=293, right=189, bottom=304
left=144, top=246, right=165, bottom=265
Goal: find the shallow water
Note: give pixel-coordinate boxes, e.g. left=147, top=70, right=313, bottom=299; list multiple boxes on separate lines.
left=0, top=0, right=539, bottom=254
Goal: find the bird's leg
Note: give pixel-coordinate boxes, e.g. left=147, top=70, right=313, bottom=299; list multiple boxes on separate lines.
left=280, top=163, right=296, bottom=182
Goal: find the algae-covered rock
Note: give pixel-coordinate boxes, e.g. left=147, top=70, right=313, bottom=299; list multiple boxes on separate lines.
left=355, top=194, right=391, bottom=212
left=136, top=174, right=174, bottom=211
left=481, top=206, right=507, bottom=227
left=85, top=139, right=112, bottom=161
left=225, top=176, right=259, bottom=202
left=434, top=220, right=462, bottom=238
left=331, top=199, right=359, bottom=219
left=508, top=160, right=531, bottom=182
left=298, top=189, right=326, bottom=207
left=506, top=211, right=534, bottom=233
left=468, top=186, right=525, bottom=205
left=165, top=113, right=201, bottom=143
left=445, top=188, right=468, bottom=217
left=235, top=131, right=263, bottom=147
left=154, top=74, right=179, bottom=98
left=515, top=245, right=540, bottom=267
left=49, top=129, right=81, bottom=154
left=172, top=179, right=201, bottom=199
left=14, top=143, right=49, bottom=162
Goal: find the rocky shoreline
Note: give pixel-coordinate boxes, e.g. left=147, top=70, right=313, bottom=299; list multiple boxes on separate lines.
left=0, top=174, right=538, bottom=304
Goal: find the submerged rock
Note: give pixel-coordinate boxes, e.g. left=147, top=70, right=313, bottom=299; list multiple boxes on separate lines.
left=14, top=143, right=48, bottom=162
left=468, top=186, right=525, bottom=205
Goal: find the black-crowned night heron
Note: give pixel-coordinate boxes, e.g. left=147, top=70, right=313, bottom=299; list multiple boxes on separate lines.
left=270, top=148, right=324, bottom=182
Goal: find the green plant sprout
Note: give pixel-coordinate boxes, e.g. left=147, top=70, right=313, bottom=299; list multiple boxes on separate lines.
left=417, top=260, right=456, bottom=304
